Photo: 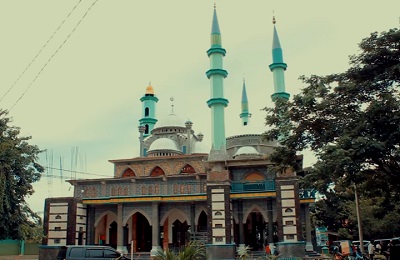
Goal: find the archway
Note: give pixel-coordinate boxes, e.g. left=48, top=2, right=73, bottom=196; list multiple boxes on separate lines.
left=126, top=212, right=152, bottom=252
left=197, top=210, right=207, bottom=232
left=94, top=211, right=117, bottom=246
left=245, top=211, right=266, bottom=251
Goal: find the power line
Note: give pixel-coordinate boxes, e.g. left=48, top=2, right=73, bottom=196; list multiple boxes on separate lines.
left=43, top=166, right=111, bottom=178
left=0, top=0, right=83, bottom=103
left=7, top=0, right=100, bottom=113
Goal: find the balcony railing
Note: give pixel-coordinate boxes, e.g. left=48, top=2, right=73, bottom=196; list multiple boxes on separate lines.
left=231, top=180, right=276, bottom=193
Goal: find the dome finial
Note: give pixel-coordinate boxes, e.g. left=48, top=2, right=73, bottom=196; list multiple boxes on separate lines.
left=272, top=10, right=276, bottom=24
left=170, top=97, right=174, bottom=113
left=214, top=1, right=216, bottom=9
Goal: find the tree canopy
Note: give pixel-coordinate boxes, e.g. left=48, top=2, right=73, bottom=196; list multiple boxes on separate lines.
left=264, top=28, right=400, bottom=237
left=0, top=109, right=44, bottom=240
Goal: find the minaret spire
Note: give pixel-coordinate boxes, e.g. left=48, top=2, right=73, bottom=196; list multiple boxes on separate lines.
left=139, top=83, right=158, bottom=139
left=240, top=78, right=251, bottom=126
left=269, top=16, right=290, bottom=101
left=206, top=5, right=229, bottom=154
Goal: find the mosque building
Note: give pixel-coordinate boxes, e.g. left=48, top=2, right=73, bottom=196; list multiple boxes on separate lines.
left=42, top=5, right=315, bottom=260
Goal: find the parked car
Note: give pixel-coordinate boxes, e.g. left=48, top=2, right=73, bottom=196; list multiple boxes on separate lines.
left=352, top=240, right=370, bottom=251
left=57, top=245, right=128, bottom=260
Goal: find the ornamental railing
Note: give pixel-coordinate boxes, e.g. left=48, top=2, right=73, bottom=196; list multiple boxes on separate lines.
left=231, top=180, right=276, bottom=193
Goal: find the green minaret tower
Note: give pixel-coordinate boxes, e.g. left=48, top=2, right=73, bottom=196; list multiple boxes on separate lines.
left=206, top=5, right=229, bottom=152
left=139, top=84, right=158, bottom=138
left=269, top=17, right=290, bottom=101
left=239, top=78, right=251, bottom=126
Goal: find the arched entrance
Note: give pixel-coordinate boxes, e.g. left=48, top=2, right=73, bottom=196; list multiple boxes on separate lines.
left=126, top=212, right=152, bottom=252
left=197, top=211, right=207, bottom=232
left=172, top=219, right=189, bottom=249
left=94, top=211, right=118, bottom=247
left=245, top=212, right=266, bottom=251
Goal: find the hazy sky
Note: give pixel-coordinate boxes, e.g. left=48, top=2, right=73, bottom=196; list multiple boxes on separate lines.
left=1, top=1, right=399, bottom=213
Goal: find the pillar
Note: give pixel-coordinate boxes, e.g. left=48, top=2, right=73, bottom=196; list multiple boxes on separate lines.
left=237, top=200, right=245, bottom=251
left=150, top=202, right=161, bottom=256
left=190, top=203, right=196, bottom=234
left=267, top=199, right=274, bottom=252
left=86, top=205, right=96, bottom=245
left=116, top=204, right=126, bottom=253
left=304, top=204, right=313, bottom=252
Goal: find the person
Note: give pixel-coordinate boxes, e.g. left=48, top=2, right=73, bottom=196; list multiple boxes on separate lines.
left=386, top=240, right=393, bottom=260
left=273, top=246, right=280, bottom=256
left=368, top=240, right=375, bottom=260
left=265, top=243, right=271, bottom=255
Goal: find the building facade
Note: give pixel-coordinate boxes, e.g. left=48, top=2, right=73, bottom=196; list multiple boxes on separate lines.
left=43, top=6, right=315, bottom=259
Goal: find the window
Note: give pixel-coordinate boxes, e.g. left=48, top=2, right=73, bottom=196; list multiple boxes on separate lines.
left=215, top=211, right=222, bottom=216
left=285, top=221, right=294, bottom=225
left=54, top=227, right=61, bottom=231
left=54, top=238, right=60, bottom=244
left=286, top=234, right=295, bottom=239
left=215, top=224, right=223, bottom=228
left=145, top=107, right=150, bottom=117
left=104, top=249, right=120, bottom=257
left=70, top=248, right=84, bottom=257
left=86, top=249, right=103, bottom=257
left=285, top=208, right=293, bottom=213
left=215, top=237, right=223, bottom=242
left=55, top=215, right=62, bottom=219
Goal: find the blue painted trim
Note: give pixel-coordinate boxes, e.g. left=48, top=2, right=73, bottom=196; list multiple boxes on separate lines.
left=206, top=69, right=228, bottom=78
left=269, top=62, right=287, bottom=71
left=140, top=96, right=159, bottom=102
left=239, top=112, right=251, bottom=118
left=271, top=92, right=290, bottom=101
left=139, top=118, right=158, bottom=124
left=207, top=47, right=226, bottom=56
left=207, top=98, right=229, bottom=107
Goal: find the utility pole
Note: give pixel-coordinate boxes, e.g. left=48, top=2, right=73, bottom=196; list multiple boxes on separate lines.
left=354, top=184, right=365, bottom=254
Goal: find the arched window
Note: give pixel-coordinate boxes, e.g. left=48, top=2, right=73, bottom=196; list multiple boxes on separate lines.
left=122, top=168, right=136, bottom=178
left=145, top=107, right=150, bottom=117
left=180, top=164, right=196, bottom=174
left=150, top=166, right=165, bottom=177
left=244, top=172, right=265, bottom=181
left=285, top=208, right=293, bottom=213
left=145, top=124, right=149, bottom=134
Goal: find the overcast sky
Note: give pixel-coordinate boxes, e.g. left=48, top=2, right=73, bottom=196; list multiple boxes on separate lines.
left=1, top=1, right=399, bottom=213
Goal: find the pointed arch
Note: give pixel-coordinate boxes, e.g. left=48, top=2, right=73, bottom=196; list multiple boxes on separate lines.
left=243, top=204, right=269, bottom=224
left=195, top=206, right=208, bottom=225
left=244, top=172, right=265, bottom=181
left=94, top=211, right=118, bottom=228
left=121, top=168, right=136, bottom=178
left=180, top=164, right=196, bottom=174
left=150, top=166, right=165, bottom=177
left=160, top=208, right=189, bottom=226
left=123, top=209, right=152, bottom=226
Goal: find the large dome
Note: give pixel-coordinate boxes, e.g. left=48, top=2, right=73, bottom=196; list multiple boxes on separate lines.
left=233, top=146, right=260, bottom=157
left=155, top=113, right=184, bottom=128
left=148, top=138, right=180, bottom=152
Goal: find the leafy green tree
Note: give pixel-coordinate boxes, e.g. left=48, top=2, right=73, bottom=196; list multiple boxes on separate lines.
left=264, top=28, right=400, bottom=237
left=264, top=28, right=400, bottom=198
left=0, top=109, right=44, bottom=240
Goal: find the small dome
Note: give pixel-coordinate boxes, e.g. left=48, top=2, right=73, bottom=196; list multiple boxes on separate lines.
left=192, top=141, right=210, bottom=154
left=145, top=85, right=154, bottom=95
left=233, top=146, right=260, bottom=157
left=148, top=138, right=180, bottom=152
left=155, top=113, right=184, bottom=128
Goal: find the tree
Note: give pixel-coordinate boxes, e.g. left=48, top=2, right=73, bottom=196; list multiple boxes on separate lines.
left=154, top=241, right=206, bottom=260
left=0, top=109, right=44, bottom=240
left=264, top=28, right=400, bottom=237
left=264, top=28, right=400, bottom=198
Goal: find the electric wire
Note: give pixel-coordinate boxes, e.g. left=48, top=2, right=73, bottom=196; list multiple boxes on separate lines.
left=7, top=0, right=99, bottom=113
left=0, top=0, right=83, bottom=104
left=43, top=166, right=111, bottom=179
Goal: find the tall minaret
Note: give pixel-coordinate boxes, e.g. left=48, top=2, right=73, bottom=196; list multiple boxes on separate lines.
left=269, top=17, right=290, bottom=101
left=206, top=4, right=229, bottom=153
left=139, top=84, right=158, bottom=138
left=239, top=78, right=251, bottom=126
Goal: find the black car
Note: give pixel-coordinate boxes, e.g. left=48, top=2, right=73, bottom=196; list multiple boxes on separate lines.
left=57, top=245, right=128, bottom=260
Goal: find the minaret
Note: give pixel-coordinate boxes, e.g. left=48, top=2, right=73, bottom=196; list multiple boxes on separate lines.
left=206, top=4, right=229, bottom=153
left=269, top=17, right=290, bottom=101
left=139, top=84, right=158, bottom=138
left=239, top=78, right=251, bottom=126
